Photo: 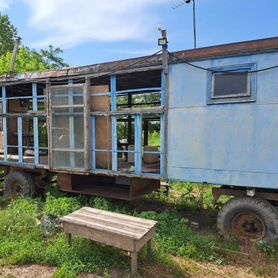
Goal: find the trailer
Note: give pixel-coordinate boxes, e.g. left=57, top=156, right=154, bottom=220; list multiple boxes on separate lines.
left=0, top=37, right=277, bottom=240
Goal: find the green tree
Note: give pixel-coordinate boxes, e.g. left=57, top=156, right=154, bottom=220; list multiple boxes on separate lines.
left=40, top=45, right=68, bottom=68
left=0, top=14, right=69, bottom=75
left=0, top=15, right=17, bottom=56
left=0, top=46, right=69, bottom=75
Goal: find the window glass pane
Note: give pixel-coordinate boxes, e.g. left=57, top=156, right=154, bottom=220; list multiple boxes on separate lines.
left=50, top=85, right=85, bottom=169
left=213, top=72, right=248, bottom=97
left=51, top=86, right=83, bottom=106
left=52, top=115, right=70, bottom=149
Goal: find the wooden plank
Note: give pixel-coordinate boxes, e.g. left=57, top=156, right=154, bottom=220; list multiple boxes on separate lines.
left=68, top=212, right=148, bottom=238
left=57, top=173, right=72, bottom=191
left=46, top=80, right=52, bottom=168
left=63, top=215, right=144, bottom=239
left=49, top=84, right=84, bottom=90
left=71, top=211, right=151, bottom=235
left=17, top=117, right=23, bottom=163
left=84, top=77, right=91, bottom=172
left=79, top=207, right=157, bottom=227
left=32, top=83, right=39, bottom=165
left=130, top=252, right=137, bottom=274
left=78, top=208, right=155, bottom=229
left=74, top=209, right=151, bottom=230
left=135, top=227, right=155, bottom=251
left=63, top=221, right=135, bottom=251
left=90, top=85, right=111, bottom=169
left=2, top=86, right=7, bottom=161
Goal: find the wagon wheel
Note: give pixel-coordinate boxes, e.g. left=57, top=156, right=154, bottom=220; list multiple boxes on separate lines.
left=231, top=211, right=266, bottom=240
left=217, top=197, right=278, bottom=241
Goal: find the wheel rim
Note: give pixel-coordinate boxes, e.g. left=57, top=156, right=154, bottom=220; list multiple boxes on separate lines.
left=10, top=181, right=23, bottom=196
left=231, top=211, right=266, bottom=240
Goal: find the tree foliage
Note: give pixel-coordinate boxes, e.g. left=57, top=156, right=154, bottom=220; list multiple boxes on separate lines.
left=0, top=15, right=69, bottom=75
left=0, top=46, right=69, bottom=75
left=40, top=45, right=68, bottom=68
left=0, top=15, right=17, bottom=56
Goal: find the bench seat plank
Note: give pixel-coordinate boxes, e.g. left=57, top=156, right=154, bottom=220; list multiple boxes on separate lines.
left=62, top=207, right=157, bottom=239
left=81, top=207, right=156, bottom=227
left=73, top=211, right=150, bottom=233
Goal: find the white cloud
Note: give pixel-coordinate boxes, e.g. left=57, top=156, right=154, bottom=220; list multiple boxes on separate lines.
left=22, top=0, right=170, bottom=49
left=0, top=0, right=12, bottom=11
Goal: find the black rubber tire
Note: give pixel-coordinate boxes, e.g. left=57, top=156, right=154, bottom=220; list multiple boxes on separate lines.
left=217, top=197, right=278, bottom=241
left=4, top=171, right=35, bottom=197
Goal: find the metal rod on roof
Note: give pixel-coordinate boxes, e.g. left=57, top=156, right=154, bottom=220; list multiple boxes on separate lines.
left=192, top=0, right=197, bottom=48
left=172, top=0, right=197, bottom=48
left=10, top=36, right=21, bottom=73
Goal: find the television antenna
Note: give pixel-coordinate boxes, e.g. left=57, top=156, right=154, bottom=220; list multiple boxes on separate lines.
left=172, top=0, right=197, bottom=48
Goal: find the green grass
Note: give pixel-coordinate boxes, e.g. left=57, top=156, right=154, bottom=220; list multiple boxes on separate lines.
left=0, top=183, right=277, bottom=277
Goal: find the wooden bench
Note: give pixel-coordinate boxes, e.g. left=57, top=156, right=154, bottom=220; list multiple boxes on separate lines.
left=61, top=207, right=157, bottom=274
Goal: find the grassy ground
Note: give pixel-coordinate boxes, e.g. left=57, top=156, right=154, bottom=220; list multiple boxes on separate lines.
left=0, top=182, right=277, bottom=278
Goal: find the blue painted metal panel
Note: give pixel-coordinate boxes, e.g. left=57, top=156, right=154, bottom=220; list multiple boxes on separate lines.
left=116, top=87, right=161, bottom=94
left=160, top=113, right=165, bottom=176
left=167, top=51, right=278, bottom=189
left=110, top=75, right=117, bottom=112
left=134, top=114, right=142, bottom=174
left=3, top=95, right=45, bottom=100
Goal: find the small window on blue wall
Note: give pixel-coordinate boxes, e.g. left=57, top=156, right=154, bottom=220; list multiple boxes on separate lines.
left=207, top=63, right=256, bottom=104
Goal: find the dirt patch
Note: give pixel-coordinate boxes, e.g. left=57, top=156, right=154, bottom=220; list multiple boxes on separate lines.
left=173, top=257, right=260, bottom=278
left=0, top=265, right=57, bottom=278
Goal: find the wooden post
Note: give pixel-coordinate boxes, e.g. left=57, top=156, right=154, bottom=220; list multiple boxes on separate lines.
left=147, top=238, right=153, bottom=259
left=46, top=80, right=51, bottom=168
left=161, top=30, right=169, bottom=179
left=143, top=120, right=149, bottom=146
left=2, top=86, right=7, bottom=161
left=66, top=233, right=72, bottom=246
left=130, top=251, right=137, bottom=274
left=127, top=93, right=132, bottom=146
left=17, top=117, right=23, bottom=163
left=32, top=83, right=39, bottom=165
left=84, top=77, right=91, bottom=171
left=68, top=80, right=75, bottom=168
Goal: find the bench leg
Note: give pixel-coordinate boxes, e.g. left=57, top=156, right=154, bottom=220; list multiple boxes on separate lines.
left=130, top=251, right=137, bottom=275
left=147, top=238, right=153, bottom=259
left=66, top=233, right=72, bottom=246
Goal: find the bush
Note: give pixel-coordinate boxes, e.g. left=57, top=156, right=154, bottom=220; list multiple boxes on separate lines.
left=137, top=209, right=217, bottom=261
left=257, top=240, right=278, bottom=259
left=0, top=198, right=41, bottom=239
left=44, top=193, right=81, bottom=217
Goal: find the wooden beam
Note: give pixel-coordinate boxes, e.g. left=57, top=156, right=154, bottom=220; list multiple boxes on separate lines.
left=32, top=83, right=39, bottom=165
left=84, top=77, right=91, bottom=171
left=2, top=86, right=7, bottom=161
left=17, top=117, right=23, bottom=163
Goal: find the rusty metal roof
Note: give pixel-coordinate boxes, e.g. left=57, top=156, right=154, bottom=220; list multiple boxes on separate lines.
left=1, top=37, right=277, bottom=84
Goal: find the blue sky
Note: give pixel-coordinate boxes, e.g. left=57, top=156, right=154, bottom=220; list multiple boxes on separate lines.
left=1, top=0, right=277, bottom=67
